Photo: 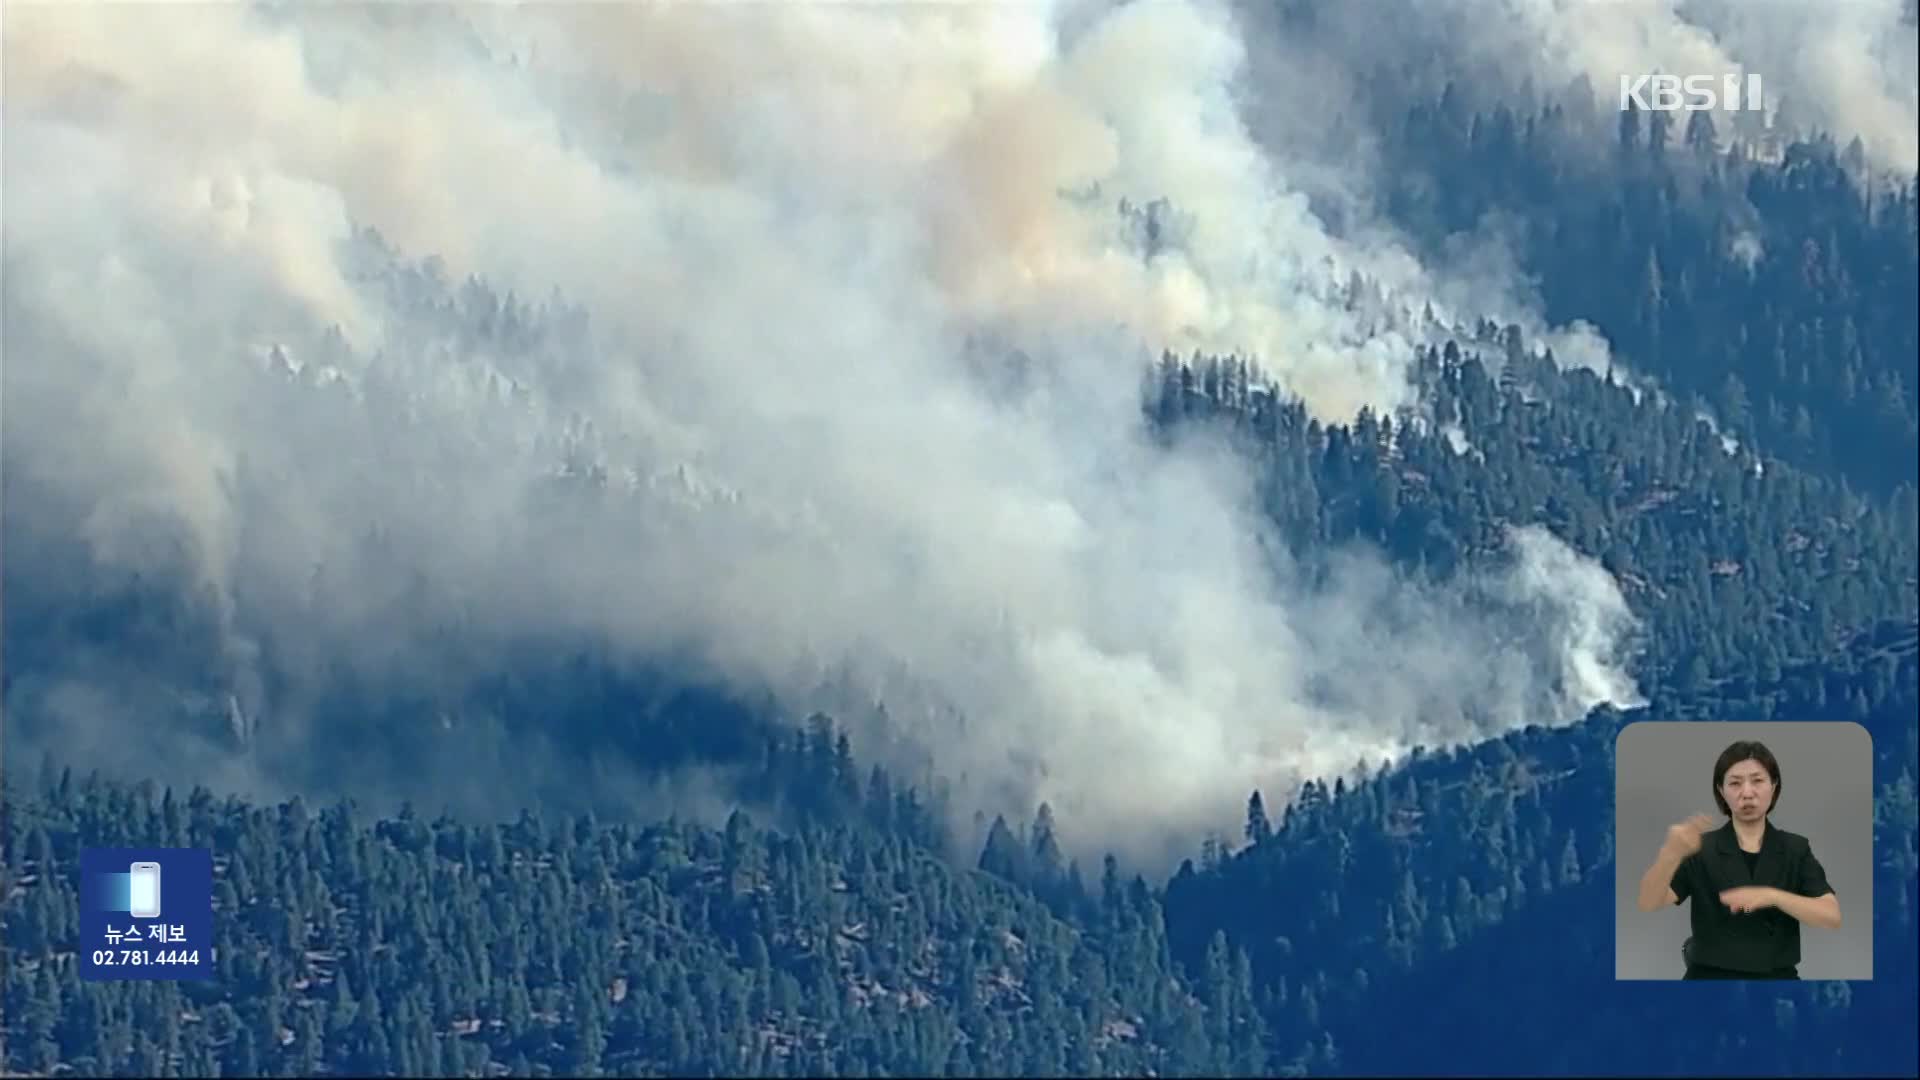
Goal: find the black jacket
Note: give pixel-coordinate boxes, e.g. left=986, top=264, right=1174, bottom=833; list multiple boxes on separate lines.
left=1671, top=819, right=1834, bottom=973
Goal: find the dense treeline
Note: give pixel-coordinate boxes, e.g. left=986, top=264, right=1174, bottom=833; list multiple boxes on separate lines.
left=1380, top=87, right=1919, bottom=495
left=1152, top=331, right=1918, bottom=694
left=1163, top=621, right=1916, bottom=1074
left=4, top=723, right=1272, bottom=1079
left=5, top=626, right=1911, bottom=1078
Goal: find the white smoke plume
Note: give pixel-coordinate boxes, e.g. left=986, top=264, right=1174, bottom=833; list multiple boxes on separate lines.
left=3, top=0, right=1649, bottom=854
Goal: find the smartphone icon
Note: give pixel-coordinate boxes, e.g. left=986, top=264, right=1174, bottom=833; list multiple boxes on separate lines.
left=128, top=862, right=162, bottom=919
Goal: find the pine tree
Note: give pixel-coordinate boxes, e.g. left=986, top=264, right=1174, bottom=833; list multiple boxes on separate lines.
left=1031, top=804, right=1065, bottom=889
left=978, top=816, right=1026, bottom=884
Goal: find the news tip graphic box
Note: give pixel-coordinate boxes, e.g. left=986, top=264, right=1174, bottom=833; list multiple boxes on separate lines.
left=79, top=847, right=215, bottom=982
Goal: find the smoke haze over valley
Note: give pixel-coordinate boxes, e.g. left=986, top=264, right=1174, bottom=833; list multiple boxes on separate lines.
left=5, top=0, right=1913, bottom=856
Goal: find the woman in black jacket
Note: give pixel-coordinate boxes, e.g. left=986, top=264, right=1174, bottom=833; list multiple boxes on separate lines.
left=1634, top=740, right=1842, bottom=979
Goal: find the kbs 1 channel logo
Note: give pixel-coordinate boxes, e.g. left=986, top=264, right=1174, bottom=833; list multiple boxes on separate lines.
left=79, top=848, right=215, bottom=981
left=1619, top=72, right=1766, bottom=115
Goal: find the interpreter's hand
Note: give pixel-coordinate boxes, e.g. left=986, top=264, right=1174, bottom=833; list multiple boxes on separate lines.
left=1719, top=886, right=1778, bottom=914
left=1663, top=814, right=1716, bottom=858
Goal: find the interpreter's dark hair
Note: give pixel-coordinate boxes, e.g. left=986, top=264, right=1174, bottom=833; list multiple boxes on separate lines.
left=1712, top=740, right=1781, bottom=816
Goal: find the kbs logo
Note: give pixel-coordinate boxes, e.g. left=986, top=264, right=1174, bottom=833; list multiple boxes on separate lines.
left=1618, top=73, right=1765, bottom=113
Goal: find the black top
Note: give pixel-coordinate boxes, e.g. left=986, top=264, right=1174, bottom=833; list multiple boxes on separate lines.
left=1671, top=819, right=1834, bottom=975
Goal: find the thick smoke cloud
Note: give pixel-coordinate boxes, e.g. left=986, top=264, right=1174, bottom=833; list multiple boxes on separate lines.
left=4, top=1, right=1656, bottom=854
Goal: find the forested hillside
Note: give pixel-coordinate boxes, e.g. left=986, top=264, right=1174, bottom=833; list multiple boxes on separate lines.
left=5, top=8, right=1919, bottom=1078
left=1154, top=331, right=1917, bottom=691
left=1378, top=89, right=1919, bottom=495
left=4, top=741, right=1260, bottom=1079
left=8, top=277, right=1918, bottom=1078
left=1164, top=618, right=1915, bottom=1075
left=5, top=624, right=1912, bottom=1076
